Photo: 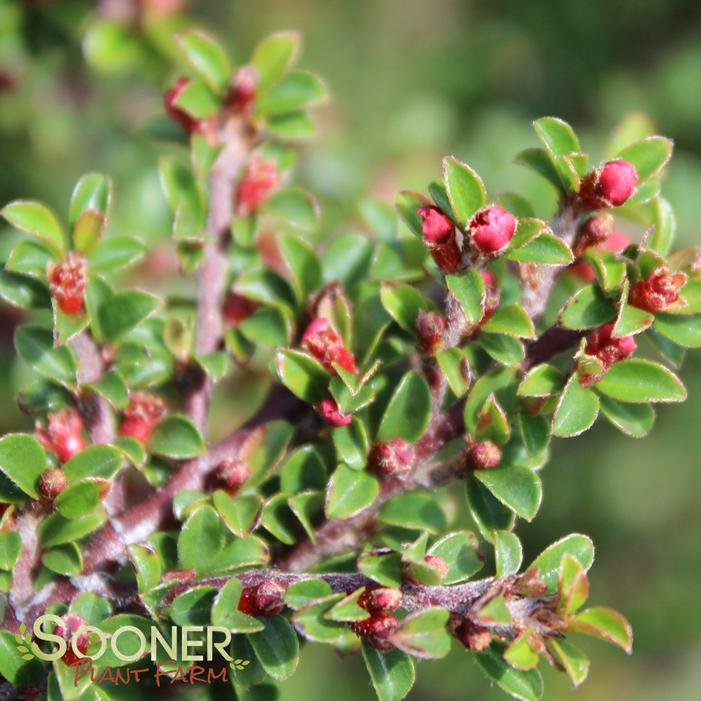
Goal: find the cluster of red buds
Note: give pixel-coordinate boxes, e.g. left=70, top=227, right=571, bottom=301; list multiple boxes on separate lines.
left=349, top=586, right=402, bottom=651
left=368, top=438, right=416, bottom=479
left=35, top=408, right=87, bottom=463
left=226, top=65, right=257, bottom=114
left=579, top=159, right=638, bottom=210
left=54, top=613, right=89, bottom=667
left=301, top=317, right=356, bottom=374
left=317, top=397, right=352, bottom=427
left=448, top=613, right=492, bottom=652
left=118, top=392, right=166, bottom=443
left=235, top=154, right=282, bottom=217
left=213, top=457, right=250, bottom=496
left=629, top=267, right=687, bottom=313
left=467, top=205, right=517, bottom=257
left=578, top=322, right=637, bottom=387
left=464, top=438, right=502, bottom=471
left=222, top=290, right=258, bottom=328
left=237, top=580, right=287, bottom=617
left=47, top=253, right=86, bottom=316
left=164, top=77, right=205, bottom=135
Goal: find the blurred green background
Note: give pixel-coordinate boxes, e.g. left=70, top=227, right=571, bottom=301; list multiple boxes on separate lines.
left=1, top=1, right=701, bottom=699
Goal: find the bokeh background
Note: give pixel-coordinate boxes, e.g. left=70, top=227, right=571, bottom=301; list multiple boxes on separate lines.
left=1, top=1, right=701, bottom=699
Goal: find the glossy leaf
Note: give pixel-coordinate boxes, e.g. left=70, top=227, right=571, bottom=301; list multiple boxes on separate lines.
left=177, top=29, right=231, bottom=92
left=475, top=645, right=543, bottom=701
left=0, top=434, right=46, bottom=499
left=362, top=642, right=416, bottom=701
left=390, top=608, right=451, bottom=659
left=494, top=530, right=523, bottom=577
left=149, top=415, right=205, bottom=459
left=596, top=359, right=686, bottom=403
left=275, top=350, right=329, bottom=403
left=247, top=616, right=300, bottom=681
left=325, top=463, right=379, bottom=519
left=617, top=136, right=673, bottom=181
left=446, top=269, right=484, bottom=326
left=552, top=374, right=600, bottom=437
left=1, top=200, right=65, bottom=256
left=377, top=371, right=431, bottom=442
left=474, top=464, right=542, bottom=521
left=528, top=533, right=595, bottom=592
left=569, top=607, right=633, bottom=654
left=442, top=157, right=486, bottom=226
left=560, top=285, right=616, bottom=330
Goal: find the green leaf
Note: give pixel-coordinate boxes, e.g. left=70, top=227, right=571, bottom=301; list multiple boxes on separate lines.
left=15, top=326, right=77, bottom=387
left=534, top=117, right=580, bottom=158
left=466, top=474, right=515, bottom=540
left=505, top=234, right=573, bottom=265
left=390, top=608, right=451, bottom=659
left=528, top=533, right=594, bottom=591
left=0, top=631, right=43, bottom=688
left=277, top=232, right=322, bottom=300
left=600, top=396, right=655, bottom=438
left=552, top=374, right=600, bottom=437
left=247, top=616, right=300, bottom=681
left=266, top=110, right=315, bottom=138
left=617, top=136, right=673, bottom=181
left=517, top=364, right=564, bottom=397
left=261, top=493, right=298, bottom=545
left=396, top=191, right=426, bottom=238
left=569, top=607, right=633, bottom=654
left=0, top=434, right=46, bottom=499
left=377, top=371, right=431, bottom=442
left=436, top=348, right=470, bottom=397
left=480, top=333, right=525, bottom=367
left=325, top=588, right=369, bottom=622
left=39, top=510, right=106, bottom=546
left=442, top=157, right=486, bottom=226
left=518, top=412, right=550, bottom=456
left=494, top=530, right=522, bottom=577
left=170, top=585, right=217, bottom=626
left=547, top=639, right=590, bottom=688
left=428, top=530, right=483, bottom=583
left=481, top=304, right=535, bottom=338
left=325, top=464, right=379, bottom=519
left=292, top=594, right=347, bottom=643
left=55, top=480, right=105, bottom=518
left=279, top=446, right=327, bottom=492
left=1, top=200, right=65, bottom=256
left=69, top=173, right=111, bottom=228
left=178, top=505, right=226, bottom=573
left=379, top=491, right=447, bottom=533
left=285, top=579, right=333, bottom=609
left=648, top=196, right=675, bottom=256
left=96, top=615, right=151, bottom=667
left=475, top=645, right=543, bottom=701
left=128, top=544, right=162, bottom=592
left=274, top=349, right=329, bottom=403
left=653, top=313, right=701, bottom=348
left=504, top=632, right=540, bottom=671
left=213, top=491, right=262, bottom=537
left=42, top=542, right=83, bottom=576
left=256, top=70, right=327, bottom=116
left=0, top=270, right=50, bottom=310
left=177, top=29, right=231, bottom=93
left=149, top=415, right=204, bottom=459
left=560, top=285, right=616, bottom=329
left=0, top=531, right=21, bottom=569
left=380, top=282, right=434, bottom=333
left=362, top=642, right=415, bottom=701
left=6, top=240, right=52, bottom=278
left=86, top=370, right=129, bottom=409
left=332, top=418, right=370, bottom=469
left=358, top=550, right=403, bottom=587
left=473, top=465, right=542, bottom=521
left=63, top=445, right=122, bottom=482
left=252, top=31, right=300, bottom=91
left=99, top=290, right=159, bottom=342
left=172, top=78, right=220, bottom=119
left=596, top=359, right=686, bottom=403
left=446, top=269, right=484, bottom=326
left=508, top=218, right=550, bottom=250
left=266, top=189, right=320, bottom=233
left=613, top=303, right=653, bottom=338
left=88, top=236, right=146, bottom=273
left=212, top=577, right=264, bottom=632
left=515, top=148, right=563, bottom=191
left=322, top=233, right=373, bottom=289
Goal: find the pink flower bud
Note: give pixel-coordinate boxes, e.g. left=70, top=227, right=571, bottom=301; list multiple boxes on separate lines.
left=318, top=397, right=352, bottom=426
left=55, top=613, right=89, bottom=667
left=301, top=317, right=357, bottom=374
left=47, top=254, right=86, bottom=316
left=468, top=205, right=517, bottom=256
left=358, top=587, right=402, bottom=614
left=450, top=616, right=492, bottom=651
left=119, top=392, right=166, bottom=444
left=580, top=322, right=637, bottom=386
left=226, top=65, right=257, bottom=114
left=465, top=440, right=502, bottom=470
left=629, top=268, right=687, bottom=313
left=164, top=77, right=204, bottom=134
left=235, top=155, right=281, bottom=216
left=238, top=580, right=286, bottom=617
left=368, top=438, right=415, bottom=479
left=222, top=292, right=258, bottom=327
left=416, top=310, right=446, bottom=355
left=349, top=612, right=398, bottom=651
left=35, top=408, right=87, bottom=463
left=417, top=206, right=462, bottom=273
left=574, top=214, right=614, bottom=256
left=215, top=457, right=250, bottom=496
left=580, top=160, right=638, bottom=209
left=38, top=468, right=67, bottom=501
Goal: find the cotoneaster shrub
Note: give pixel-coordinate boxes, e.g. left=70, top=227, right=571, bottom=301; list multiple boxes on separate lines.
left=0, top=14, right=698, bottom=701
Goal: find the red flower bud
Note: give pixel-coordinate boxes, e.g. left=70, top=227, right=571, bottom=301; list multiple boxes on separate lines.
left=222, top=291, right=258, bottom=327
left=465, top=440, right=502, bottom=470
left=238, top=580, right=286, bottom=617
left=580, top=160, right=638, bottom=209
left=226, top=65, right=257, bottom=114
left=416, top=310, right=446, bottom=355
left=35, top=408, right=87, bottom=463
left=214, top=457, right=250, bottom=496
left=574, top=214, right=614, bottom=256
left=423, top=554, right=449, bottom=580
left=47, top=253, right=86, bottom=316
left=580, top=322, right=636, bottom=386
left=629, top=268, right=687, bottom=313
left=119, top=392, right=166, bottom=444
left=301, top=317, right=357, bottom=374
left=468, top=205, right=517, bottom=256
left=164, top=77, right=204, bottom=134
left=38, top=468, right=67, bottom=502
left=449, top=615, right=492, bottom=651
left=569, top=228, right=631, bottom=281
left=235, top=155, right=282, bottom=217
left=358, top=587, right=402, bottom=614
left=417, top=206, right=462, bottom=273
left=55, top=613, right=89, bottom=667
left=349, top=612, right=398, bottom=651
left=368, top=438, right=415, bottom=479
left=317, top=397, right=352, bottom=427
